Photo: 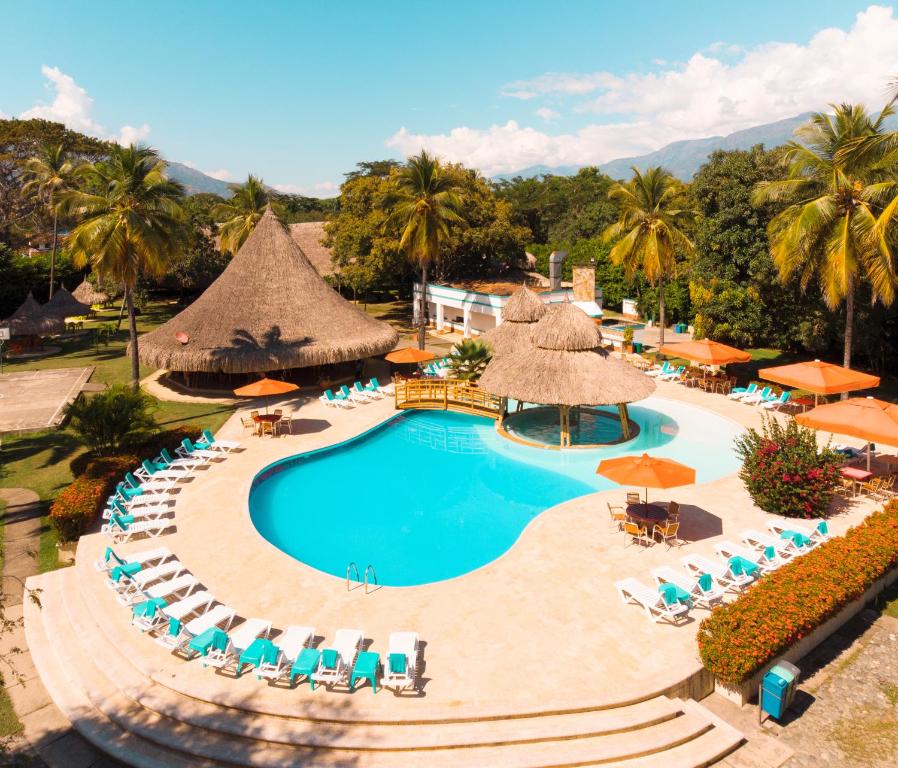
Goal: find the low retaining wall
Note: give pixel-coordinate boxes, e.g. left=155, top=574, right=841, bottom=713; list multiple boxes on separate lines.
left=714, top=565, right=898, bottom=707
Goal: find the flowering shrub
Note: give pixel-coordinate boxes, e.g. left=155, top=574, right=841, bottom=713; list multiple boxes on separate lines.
left=735, top=415, right=842, bottom=518
left=698, top=502, right=898, bottom=685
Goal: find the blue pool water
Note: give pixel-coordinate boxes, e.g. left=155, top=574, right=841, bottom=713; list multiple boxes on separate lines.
left=249, top=397, right=742, bottom=586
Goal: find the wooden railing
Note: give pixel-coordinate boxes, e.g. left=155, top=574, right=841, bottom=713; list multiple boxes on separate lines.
left=394, top=378, right=502, bottom=419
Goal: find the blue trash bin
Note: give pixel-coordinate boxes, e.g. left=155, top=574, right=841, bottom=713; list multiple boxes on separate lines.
left=760, top=661, right=800, bottom=722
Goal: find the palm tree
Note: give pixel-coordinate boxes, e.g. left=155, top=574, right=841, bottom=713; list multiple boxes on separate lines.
left=753, top=104, right=898, bottom=368
left=213, top=174, right=269, bottom=255
left=61, top=145, right=185, bottom=390
left=22, top=143, right=82, bottom=298
left=382, top=151, right=465, bottom=349
left=447, top=338, right=492, bottom=381
left=602, top=167, right=696, bottom=348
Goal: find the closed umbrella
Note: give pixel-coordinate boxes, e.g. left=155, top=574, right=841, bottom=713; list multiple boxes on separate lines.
left=596, top=453, right=696, bottom=503
left=796, top=396, right=898, bottom=470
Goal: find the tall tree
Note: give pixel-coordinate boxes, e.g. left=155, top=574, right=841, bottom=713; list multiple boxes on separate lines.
left=213, top=174, right=269, bottom=254
left=753, top=104, right=898, bottom=368
left=602, top=167, right=696, bottom=347
left=21, top=143, right=82, bottom=297
left=382, top=151, right=466, bottom=348
left=62, top=145, right=185, bottom=390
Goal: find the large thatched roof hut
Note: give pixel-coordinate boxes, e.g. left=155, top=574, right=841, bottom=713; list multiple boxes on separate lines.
left=479, top=303, right=655, bottom=446
left=289, top=222, right=335, bottom=278
left=481, top=286, right=545, bottom=356
left=139, top=207, right=398, bottom=375
left=72, top=278, right=109, bottom=307
left=43, top=286, right=91, bottom=318
left=1, top=292, right=65, bottom=336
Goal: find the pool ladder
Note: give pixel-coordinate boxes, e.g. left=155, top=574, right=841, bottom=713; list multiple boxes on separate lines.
left=346, top=562, right=379, bottom=593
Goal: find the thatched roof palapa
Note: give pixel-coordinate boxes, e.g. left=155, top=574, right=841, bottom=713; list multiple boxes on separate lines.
left=1, top=292, right=65, bottom=336
left=43, top=285, right=91, bottom=318
left=138, top=207, right=398, bottom=374
left=289, top=222, right=335, bottom=278
left=481, top=287, right=546, bottom=356
left=479, top=303, right=656, bottom=407
left=72, top=278, right=109, bottom=306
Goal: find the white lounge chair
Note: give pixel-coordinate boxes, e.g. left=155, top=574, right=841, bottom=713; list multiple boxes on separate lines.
left=760, top=391, right=791, bottom=410
left=727, top=382, right=758, bottom=400
left=94, top=545, right=170, bottom=573
left=650, top=566, right=725, bottom=610
left=311, top=629, right=363, bottom=687
left=202, top=618, right=272, bottom=673
left=114, top=560, right=187, bottom=604
left=195, top=429, right=241, bottom=453
left=767, top=519, right=828, bottom=547
left=382, top=632, right=419, bottom=692
left=646, top=362, right=673, bottom=378
left=741, top=528, right=801, bottom=559
left=741, top=386, right=773, bottom=405
left=132, top=586, right=209, bottom=633
left=614, top=577, right=690, bottom=624
left=142, top=591, right=215, bottom=635
left=658, top=365, right=686, bottom=381
left=156, top=448, right=205, bottom=472
left=255, top=625, right=315, bottom=682
left=176, top=438, right=222, bottom=463
left=714, top=541, right=774, bottom=575
left=319, top=388, right=353, bottom=408
left=167, top=605, right=237, bottom=655
left=133, top=459, right=193, bottom=484
left=101, top=515, right=175, bottom=544
left=681, top=553, right=754, bottom=592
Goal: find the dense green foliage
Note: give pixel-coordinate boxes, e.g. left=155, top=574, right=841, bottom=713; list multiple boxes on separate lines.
left=447, top=338, right=492, bottom=381
left=699, top=502, right=898, bottom=685
left=66, top=385, right=158, bottom=454
left=735, top=416, right=842, bottom=518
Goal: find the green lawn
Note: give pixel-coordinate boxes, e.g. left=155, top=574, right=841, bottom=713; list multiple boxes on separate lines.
left=0, top=299, right=236, bottom=570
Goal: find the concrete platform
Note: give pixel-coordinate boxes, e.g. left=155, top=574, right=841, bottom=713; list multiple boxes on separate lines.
left=0, top=366, right=94, bottom=433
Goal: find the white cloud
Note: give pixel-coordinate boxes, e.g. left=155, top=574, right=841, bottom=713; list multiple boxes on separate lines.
left=390, top=5, right=898, bottom=175
left=19, top=65, right=151, bottom=146
left=205, top=168, right=233, bottom=181
left=273, top=180, right=339, bottom=198
left=535, top=107, right=560, bottom=122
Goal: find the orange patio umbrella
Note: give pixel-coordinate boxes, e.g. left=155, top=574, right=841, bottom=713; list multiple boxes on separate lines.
left=596, top=453, right=696, bottom=503
left=796, top=396, right=898, bottom=470
left=233, top=377, right=299, bottom=413
left=759, top=359, right=879, bottom=406
left=385, top=347, right=436, bottom=364
left=658, top=339, right=751, bottom=366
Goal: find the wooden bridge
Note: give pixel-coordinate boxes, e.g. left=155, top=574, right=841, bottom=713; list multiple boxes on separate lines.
left=394, top=378, right=502, bottom=419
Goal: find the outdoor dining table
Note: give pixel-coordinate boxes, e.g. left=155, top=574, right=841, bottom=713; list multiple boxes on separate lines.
left=252, top=413, right=282, bottom=436
left=841, top=466, right=873, bottom=496
left=625, top=502, right=669, bottom=528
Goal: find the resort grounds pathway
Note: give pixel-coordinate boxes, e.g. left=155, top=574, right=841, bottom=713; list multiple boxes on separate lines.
left=0, top=487, right=122, bottom=768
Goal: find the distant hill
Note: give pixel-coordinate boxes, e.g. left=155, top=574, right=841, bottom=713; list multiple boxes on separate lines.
left=164, top=161, right=233, bottom=197
left=493, top=113, right=820, bottom=182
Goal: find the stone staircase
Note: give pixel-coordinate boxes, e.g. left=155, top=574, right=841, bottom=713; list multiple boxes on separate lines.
left=25, top=560, right=744, bottom=767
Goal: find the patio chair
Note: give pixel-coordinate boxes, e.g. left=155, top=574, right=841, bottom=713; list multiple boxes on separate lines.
left=623, top=520, right=652, bottom=547
left=760, top=391, right=791, bottom=410
left=714, top=541, right=771, bottom=575
left=658, top=365, right=686, bottom=381
left=352, top=381, right=377, bottom=402
left=240, top=415, right=257, bottom=435
left=614, top=577, right=691, bottom=624
left=133, top=589, right=212, bottom=634
left=94, top=545, right=171, bottom=573
left=382, top=632, right=419, bottom=692
left=319, top=388, right=353, bottom=408
left=114, top=560, right=187, bottom=604
left=741, top=528, right=802, bottom=559
left=727, top=382, right=757, bottom=400
left=650, top=565, right=724, bottom=610
left=129, top=575, right=200, bottom=626
left=156, top=448, right=204, bottom=473
left=607, top=502, right=628, bottom=531
left=311, top=629, right=363, bottom=688
left=652, top=519, right=683, bottom=549
left=646, top=362, right=673, bottom=378
left=195, top=429, right=241, bottom=453
left=168, top=605, right=238, bottom=656
left=176, top=438, right=221, bottom=463
left=341, top=384, right=369, bottom=404
left=767, top=519, right=829, bottom=547
left=626, top=491, right=642, bottom=505
left=681, top=553, right=755, bottom=592
left=101, top=513, right=175, bottom=544
left=202, top=618, right=272, bottom=675
left=741, top=386, right=772, bottom=405
left=254, top=625, right=315, bottom=682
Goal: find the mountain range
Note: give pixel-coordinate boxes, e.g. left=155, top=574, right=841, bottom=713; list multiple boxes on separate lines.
left=164, top=161, right=234, bottom=197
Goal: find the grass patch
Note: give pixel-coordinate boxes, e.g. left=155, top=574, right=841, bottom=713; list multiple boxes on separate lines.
left=37, top=515, right=59, bottom=574
left=0, top=686, right=23, bottom=738
left=877, top=581, right=898, bottom=619
left=830, top=710, right=898, bottom=765
left=881, top=681, right=898, bottom=707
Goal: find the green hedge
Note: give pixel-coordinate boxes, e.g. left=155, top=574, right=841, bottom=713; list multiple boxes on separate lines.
left=698, top=502, right=898, bottom=685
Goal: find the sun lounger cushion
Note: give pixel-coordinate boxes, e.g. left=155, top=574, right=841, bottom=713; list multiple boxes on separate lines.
left=111, top=562, right=142, bottom=582
left=132, top=597, right=167, bottom=619
left=240, top=638, right=278, bottom=669
left=388, top=653, right=407, bottom=674
left=729, top=555, right=759, bottom=577
left=189, top=627, right=228, bottom=657
left=292, top=648, right=320, bottom=679
left=698, top=573, right=712, bottom=592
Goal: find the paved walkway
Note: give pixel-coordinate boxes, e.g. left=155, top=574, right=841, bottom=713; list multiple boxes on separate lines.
left=0, top=488, right=120, bottom=768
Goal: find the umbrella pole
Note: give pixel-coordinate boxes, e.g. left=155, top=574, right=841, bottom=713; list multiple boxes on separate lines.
left=867, top=443, right=871, bottom=472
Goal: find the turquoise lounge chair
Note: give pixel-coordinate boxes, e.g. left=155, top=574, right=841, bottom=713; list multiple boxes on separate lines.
left=319, top=388, right=352, bottom=408
left=742, top=386, right=772, bottom=405
left=761, top=391, right=790, bottom=410
left=728, top=382, right=757, bottom=400
left=350, top=651, right=381, bottom=693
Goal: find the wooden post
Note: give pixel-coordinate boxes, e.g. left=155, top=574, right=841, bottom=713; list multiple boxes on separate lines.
left=559, top=405, right=570, bottom=448
left=444, top=380, right=449, bottom=410
left=618, top=403, right=631, bottom=440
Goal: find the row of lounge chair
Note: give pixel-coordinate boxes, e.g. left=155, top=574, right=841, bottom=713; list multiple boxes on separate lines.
left=423, top=358, right=451, bottom=378
left=615, top=518, right=831, bottom=624
left=96, top=546, right=420, bottom=693
left=727, top=383, right=791, bottom=410
left=319, top=378, right=392, bottom=408
left=99, top=429, right=241, bottom=543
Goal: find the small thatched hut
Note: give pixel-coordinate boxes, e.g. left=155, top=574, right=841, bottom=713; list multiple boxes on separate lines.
left=481, top=286, right=545, bottom=356
left=43, top=286, right=91, bottom=318
left=139, top=206, right=398, bottom=377
left=72, top=278, right=109, bottom=307
left=479, top=303, right=656, bottom=446
left=1, top=292, right=65, bottom=337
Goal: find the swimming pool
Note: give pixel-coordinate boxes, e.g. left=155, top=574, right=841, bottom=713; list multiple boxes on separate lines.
left=248, top=397, right=742, bottom=587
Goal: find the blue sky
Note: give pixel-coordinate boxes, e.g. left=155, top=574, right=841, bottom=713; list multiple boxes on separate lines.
left=1, top=1, right=896, bottom=195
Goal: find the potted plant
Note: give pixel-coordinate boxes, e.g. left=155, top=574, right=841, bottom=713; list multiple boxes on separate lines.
left=622, top=326, right=635, bottom=353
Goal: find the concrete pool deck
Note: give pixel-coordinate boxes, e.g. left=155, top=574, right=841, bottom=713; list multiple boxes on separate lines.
left=69, top=379, right=880, bottom=721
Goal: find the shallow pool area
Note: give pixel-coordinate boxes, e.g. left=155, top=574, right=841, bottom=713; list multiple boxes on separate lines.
left=248, top=397, right=743, bottom=586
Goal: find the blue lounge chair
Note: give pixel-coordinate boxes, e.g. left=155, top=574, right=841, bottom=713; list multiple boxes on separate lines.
left=319, top=388, right=352, bottom=408
left=761, top=391, right=790, bottom=410
left=728, top=382, right=757, bottom=400
left=741, top=386, right=772, bottom=405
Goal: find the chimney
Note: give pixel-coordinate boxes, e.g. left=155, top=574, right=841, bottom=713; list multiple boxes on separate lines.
left=549, top=250, right=567, bottom=291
